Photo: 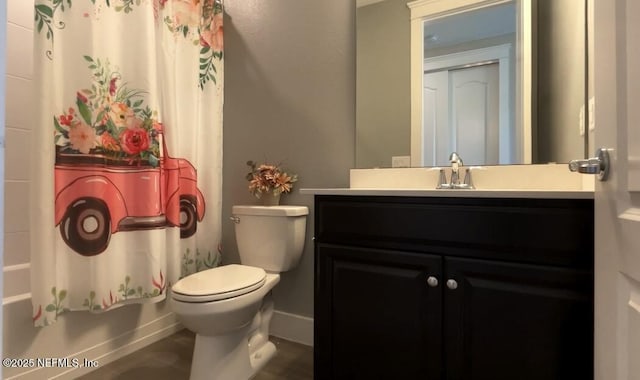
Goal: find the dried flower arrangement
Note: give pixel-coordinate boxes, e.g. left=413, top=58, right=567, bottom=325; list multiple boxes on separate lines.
left=246, top=160, right=298, bottom=199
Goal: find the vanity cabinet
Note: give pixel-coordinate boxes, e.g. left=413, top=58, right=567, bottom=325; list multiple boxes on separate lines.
left=314, top=195, right=594, bottom=380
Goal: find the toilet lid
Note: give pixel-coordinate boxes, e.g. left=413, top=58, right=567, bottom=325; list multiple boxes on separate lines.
left=171, top=264, right=266, bottom=303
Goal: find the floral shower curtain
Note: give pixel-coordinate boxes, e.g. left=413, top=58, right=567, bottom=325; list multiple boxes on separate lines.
left=31, top=0, right=223, bottom=326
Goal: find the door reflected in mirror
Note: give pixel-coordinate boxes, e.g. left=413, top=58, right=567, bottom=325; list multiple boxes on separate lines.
left=355, top=0, right=588, bottom=168
left=422, top=2, right=515, bottom=166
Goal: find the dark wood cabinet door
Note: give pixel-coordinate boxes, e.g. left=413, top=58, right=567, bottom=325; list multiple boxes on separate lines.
left=315, top=244, right=443, bottom=380
left=444, top=256, right=593, bottom=380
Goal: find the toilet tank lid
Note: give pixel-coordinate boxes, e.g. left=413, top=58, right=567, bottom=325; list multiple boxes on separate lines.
left=232, top=205, right=309, bottom=216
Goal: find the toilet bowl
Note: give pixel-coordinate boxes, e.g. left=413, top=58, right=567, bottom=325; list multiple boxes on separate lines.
left=170, top=205, right=308, bottom=380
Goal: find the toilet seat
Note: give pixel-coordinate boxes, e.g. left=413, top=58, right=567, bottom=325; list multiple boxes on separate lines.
left=172, top=264, right=267, bottom=303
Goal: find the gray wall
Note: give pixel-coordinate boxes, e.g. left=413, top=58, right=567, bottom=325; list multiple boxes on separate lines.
left=536, top=0, right=586, bottom=163
left=222, top=0, right=355, bottom=318
left=356, top=0, right=410, bottom=168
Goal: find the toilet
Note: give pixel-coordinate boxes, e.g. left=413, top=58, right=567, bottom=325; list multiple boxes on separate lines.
left=170, top=205, right=308, bottom=380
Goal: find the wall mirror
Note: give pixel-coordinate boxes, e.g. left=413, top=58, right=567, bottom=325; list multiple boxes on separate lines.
left=356, top=0, right=588, bottom=168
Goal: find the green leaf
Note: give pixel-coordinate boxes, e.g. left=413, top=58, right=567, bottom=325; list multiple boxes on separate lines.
left=35, top=4, right=54, bottom=18
left=127, top=289, right=135, bottom=296
left=89, top=291, right=96, bottom=299
left=51, top=287, right=57, bottom=296
left=200, top=46, right=211, bottom=55
left=183, top=26, right=189, bottom=38
left=58, top=290, right=67, bottom=301
left=95, top=110, right=106, bottom=125
left=76, top=98, right=93, bottom=125
left=83, top=55, right=94, bottom=63
left=45, top=304, right=56, bottom=312
left=148, top=154, right=159, bottom=167
left=37, top=19, right=44, bottom=33
left=106, top=119, right=118, bottom=136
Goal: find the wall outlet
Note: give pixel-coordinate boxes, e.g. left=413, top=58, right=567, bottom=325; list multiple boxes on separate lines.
left=392, top=156, right=411, bottom=168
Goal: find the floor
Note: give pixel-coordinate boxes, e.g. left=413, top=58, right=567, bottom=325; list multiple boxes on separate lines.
left=76, top=329, right=313, bottom=380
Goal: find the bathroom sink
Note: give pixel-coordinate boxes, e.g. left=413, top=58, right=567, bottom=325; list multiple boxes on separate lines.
left=348, top=164, right=593, bottom=192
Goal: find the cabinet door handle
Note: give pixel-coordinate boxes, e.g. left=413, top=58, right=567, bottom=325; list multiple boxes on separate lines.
left=446, top=279, right=458, bottom=290
left=426, top=276, right=439, bottom=287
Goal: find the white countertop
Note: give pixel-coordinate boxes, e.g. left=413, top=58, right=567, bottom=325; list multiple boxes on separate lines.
left=299, top=188, right=594, bottom=199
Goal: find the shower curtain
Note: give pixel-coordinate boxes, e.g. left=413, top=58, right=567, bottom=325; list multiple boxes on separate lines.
left=31, top=0, right=223, bottom=327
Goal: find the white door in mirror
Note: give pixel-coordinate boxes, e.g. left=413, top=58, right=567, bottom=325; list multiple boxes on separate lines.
left=423, top=63, right=499, bottom=166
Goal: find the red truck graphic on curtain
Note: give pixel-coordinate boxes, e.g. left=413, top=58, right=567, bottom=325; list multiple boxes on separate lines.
left=54, top=131, right=205, bottom=256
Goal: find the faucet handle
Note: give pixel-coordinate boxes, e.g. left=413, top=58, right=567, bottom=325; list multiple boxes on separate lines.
left=462, top=168, right=475, bottom=189
left=436, top=168, right=449, bottom=189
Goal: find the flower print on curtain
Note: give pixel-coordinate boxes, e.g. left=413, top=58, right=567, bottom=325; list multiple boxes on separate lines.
left=32, top=0, right=224, bottom=327
left=54, top=57, right=205, bottom=256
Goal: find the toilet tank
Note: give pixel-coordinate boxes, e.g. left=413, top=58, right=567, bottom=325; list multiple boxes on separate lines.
left=232, top=205, right=308, bottom=272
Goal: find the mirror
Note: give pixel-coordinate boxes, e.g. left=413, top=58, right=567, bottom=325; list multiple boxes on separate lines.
left=356, top=0, right=588, bottom=168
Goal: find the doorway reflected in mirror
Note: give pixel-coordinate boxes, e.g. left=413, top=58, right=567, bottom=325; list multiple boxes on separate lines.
left=356, top=0, right=588, bottom=168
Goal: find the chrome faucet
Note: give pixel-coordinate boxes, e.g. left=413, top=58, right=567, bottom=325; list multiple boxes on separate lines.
left=436, top=152, right=475, bottom=189
left=449, top=152, right=463, bottom=186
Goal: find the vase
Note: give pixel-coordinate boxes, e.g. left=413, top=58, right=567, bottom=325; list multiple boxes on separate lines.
left=261, top=193, right=281, bottom=206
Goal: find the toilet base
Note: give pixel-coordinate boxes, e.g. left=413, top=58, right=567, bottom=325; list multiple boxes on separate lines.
left=187, top=291, right=278, bottom=380
left=188, top=329, right=278, bottom=380
left=249, top=341, right=277, bottom=375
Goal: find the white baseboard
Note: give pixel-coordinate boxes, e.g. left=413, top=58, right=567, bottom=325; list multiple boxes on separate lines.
left=269, top=310, right=313, bottom=347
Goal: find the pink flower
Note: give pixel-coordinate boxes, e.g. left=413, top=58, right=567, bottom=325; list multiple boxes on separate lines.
left=201, top=12, right=223, bottom=51
left=109, top=77, right=117, bottom=96
left=68, top=121, right=97, bottom=154
left=59, top=107, right=76, bottom=127
left=109, top=102, right=141, bottom=129
left=120, top=127, right=150, bottom=155
left=174, top=0, right=201, bottom=28
left=59, top=113, right=73, bottom=127
left=152, top=121, right=164, bottom=132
